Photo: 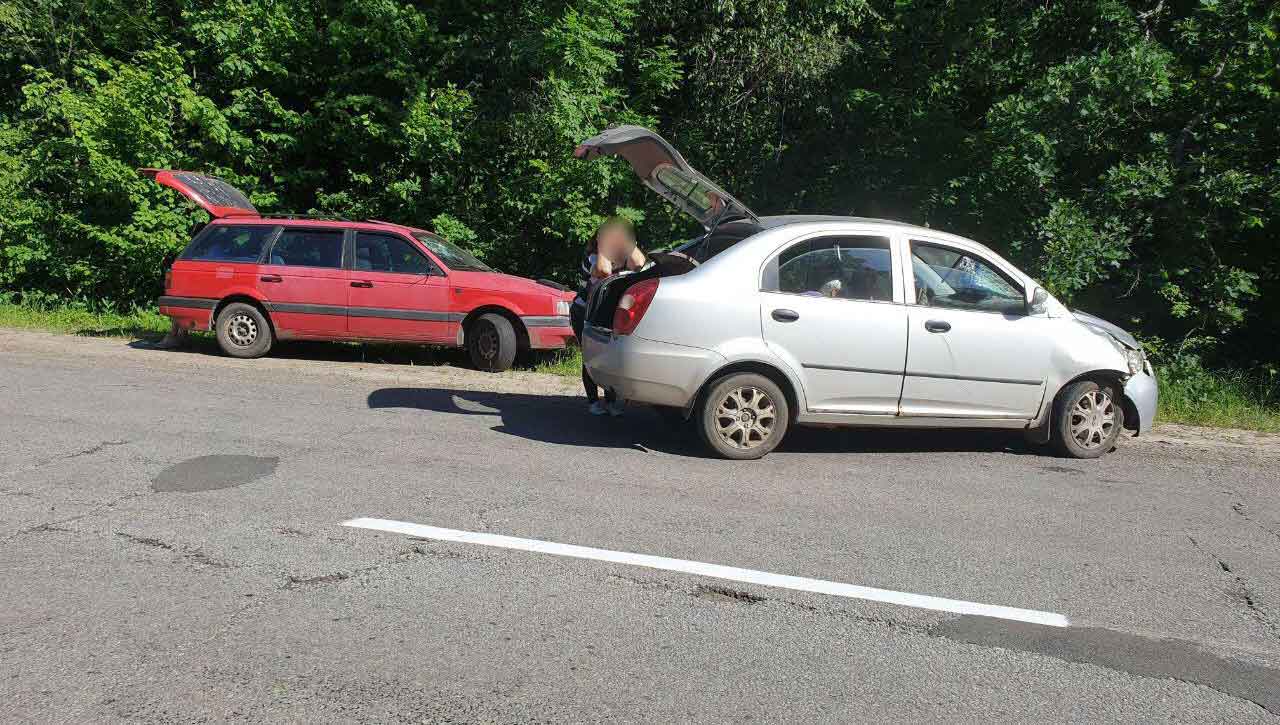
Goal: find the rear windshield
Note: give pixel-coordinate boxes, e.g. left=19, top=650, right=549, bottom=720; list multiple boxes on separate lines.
left=674, top=220, right=762, bottom=263
left=183, top=225, right=276, bottom=262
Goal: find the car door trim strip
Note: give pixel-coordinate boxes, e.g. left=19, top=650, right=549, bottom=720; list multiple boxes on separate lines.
left=157, top=296, right=218, bottom=309
left=906, top=370, right=1044, bottom=386
left=347, top=306, right=464, bottom=323
left=803, top=363, right=903, bottom=376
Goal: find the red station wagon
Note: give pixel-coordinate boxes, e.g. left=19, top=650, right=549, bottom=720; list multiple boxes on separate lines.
left=146, top=169, right=575, bottom=371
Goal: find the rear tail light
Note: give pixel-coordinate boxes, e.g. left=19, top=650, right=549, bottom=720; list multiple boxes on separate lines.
left=612, top=278, right=659, bottom=335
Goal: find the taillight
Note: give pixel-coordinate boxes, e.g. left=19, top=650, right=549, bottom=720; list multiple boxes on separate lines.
left=612, top=278, right=659, bottom=335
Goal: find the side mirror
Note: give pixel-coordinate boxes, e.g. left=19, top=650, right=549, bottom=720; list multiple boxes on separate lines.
left=1027, top=287, right=1049, bottom=315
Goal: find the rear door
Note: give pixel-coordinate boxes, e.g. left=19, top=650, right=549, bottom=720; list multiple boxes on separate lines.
left=139, top=169, right=259, bottom=218
left=574, top=126, right=756, bottom=230
left=347, top=231, right=454, bottom=343
left=760, top=233, right=908, bottom=414
left=257, top=227, right=349, bottom=336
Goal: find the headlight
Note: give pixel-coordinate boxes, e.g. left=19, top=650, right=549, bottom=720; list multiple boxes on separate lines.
left=555, top=298, right=571, bottom=316
left=1124, top=348, right=1145, bottom=376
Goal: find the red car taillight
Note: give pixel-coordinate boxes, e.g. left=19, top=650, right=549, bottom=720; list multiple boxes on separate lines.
left=612, top=278, right=659, bottom=335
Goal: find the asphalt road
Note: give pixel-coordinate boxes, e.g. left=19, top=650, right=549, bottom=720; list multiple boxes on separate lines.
left=2, top=330, right=1278, bottom=723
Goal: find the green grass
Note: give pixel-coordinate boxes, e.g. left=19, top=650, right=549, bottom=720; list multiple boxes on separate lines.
left=1156, top=362, right=1280, bottom=433
left=532, top=346, right=582, bottom=377
left=0, top=301, right=170, bottom=338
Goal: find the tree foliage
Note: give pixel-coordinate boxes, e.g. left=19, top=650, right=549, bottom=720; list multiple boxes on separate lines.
left=1, top=0, right=1277, bottom=364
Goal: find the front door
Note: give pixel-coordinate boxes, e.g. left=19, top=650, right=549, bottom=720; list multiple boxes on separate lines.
left=900, top=239, right=1049, bottom=418
left=347, top=231, right=454, bottom=343
left=760, top=234, right=907, bottom=414
left=257, top=227, right=349, bottom=336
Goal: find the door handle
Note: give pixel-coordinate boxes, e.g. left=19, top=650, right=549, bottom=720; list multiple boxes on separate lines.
left=259, top=274, right=282, bottom=283
left=924, top=319, right=951, bottom=333
left=350, top=280, right=373, bottom=288
left=771, top=308, right=800, bottom=323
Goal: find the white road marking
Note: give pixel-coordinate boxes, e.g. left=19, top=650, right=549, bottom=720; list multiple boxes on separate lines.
left=342, top=517, right=1070, bottom=627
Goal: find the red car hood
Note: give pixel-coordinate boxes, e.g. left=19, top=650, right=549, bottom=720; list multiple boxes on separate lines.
left=448, top=269, right=572, bottom=298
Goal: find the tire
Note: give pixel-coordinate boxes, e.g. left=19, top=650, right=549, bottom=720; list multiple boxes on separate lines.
left=467, top=313, right=518, bottom=372
left=1051, top=380, right=1124, bottom=459
left=697, top=373, right=790, bottom=460
left=214, top=302, right=273, bottom=359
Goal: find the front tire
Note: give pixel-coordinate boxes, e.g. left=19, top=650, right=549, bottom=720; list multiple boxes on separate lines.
left=214, top=302, right=273, bottom=359
left=697, top=373, right=789, bottom=460
left=467, top=313, right=518, bottom=372
left=1052, top=380, right=1124, bottom=458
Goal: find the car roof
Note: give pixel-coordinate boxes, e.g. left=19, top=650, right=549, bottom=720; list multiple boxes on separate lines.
left=209, top=216, right=431, bottom=235
left=748, top=214, right=1000, bottom=257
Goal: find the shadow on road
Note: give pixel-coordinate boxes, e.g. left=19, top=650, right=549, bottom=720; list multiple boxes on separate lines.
left=367, top=387, right=1037, bottom=458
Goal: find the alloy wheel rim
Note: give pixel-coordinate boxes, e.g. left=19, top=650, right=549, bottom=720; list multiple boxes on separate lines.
left=227, top=313, right=258, bottom=347
left=714, top=386, right=777, bottom=450
left=1069, top=389, right=1115, bottom=449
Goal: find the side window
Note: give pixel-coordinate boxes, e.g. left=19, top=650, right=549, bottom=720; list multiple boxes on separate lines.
left=911, top=242, right=1024, bottom=314
left=183, top=225, right=275, bottom=262
left=354, top=233, right=436, bottom=275
left=269, top=229, right=345, bottom=269
left=775, top=236, right=893, bottom=301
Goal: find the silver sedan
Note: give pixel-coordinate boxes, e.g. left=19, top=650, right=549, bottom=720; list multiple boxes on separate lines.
left=574, top=126, right=1157, bottom=460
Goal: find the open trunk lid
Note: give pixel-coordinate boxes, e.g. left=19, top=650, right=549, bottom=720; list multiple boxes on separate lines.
left=139, top=169, right=259, bottom=218
left=573, top=126, right=756, bottom=230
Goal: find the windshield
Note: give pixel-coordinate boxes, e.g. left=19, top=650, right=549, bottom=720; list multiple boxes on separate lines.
left=413, top=232, right=492, bottom=272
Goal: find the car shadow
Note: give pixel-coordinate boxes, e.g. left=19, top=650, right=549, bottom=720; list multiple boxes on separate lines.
left=367, top=387, right=1039, bottom=457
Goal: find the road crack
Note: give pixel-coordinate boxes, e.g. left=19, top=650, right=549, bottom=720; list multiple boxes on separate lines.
left=1187, top=534, right=1279, bottom=640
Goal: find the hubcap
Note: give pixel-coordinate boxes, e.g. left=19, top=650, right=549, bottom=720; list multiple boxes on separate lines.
left=713, top=386, right=777, bottom=450
left=1069, top=389, right=1115, bottom=449
left=226, top=313, right=258, bottom=347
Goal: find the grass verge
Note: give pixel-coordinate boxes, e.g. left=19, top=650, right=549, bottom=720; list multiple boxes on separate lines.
left=0, top=302, right=170, bottom=338
left=3, top=301, right=1277, bottom=432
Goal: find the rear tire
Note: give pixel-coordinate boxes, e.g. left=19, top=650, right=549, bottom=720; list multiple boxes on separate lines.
left=697, top=373, right=789, bottom=460
left=1051, top=380, right=1124, bottom=459
left=467, top=313, right=518, bottom=372
left=214, top=302, right=273, bottom=359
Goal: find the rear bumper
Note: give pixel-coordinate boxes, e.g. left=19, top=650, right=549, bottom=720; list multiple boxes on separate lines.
left=1123, top=371, right=1158, bottom=435
left=583, top=327, right=725, bottom=407
left=158, top=296, right=216, bottom=330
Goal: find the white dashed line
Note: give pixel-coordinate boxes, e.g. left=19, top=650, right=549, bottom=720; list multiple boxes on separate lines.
left=342, top=517, right=1070, bottom=627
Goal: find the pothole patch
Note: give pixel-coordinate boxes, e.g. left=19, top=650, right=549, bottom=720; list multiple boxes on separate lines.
left=152, top=455, right=279, bottom=493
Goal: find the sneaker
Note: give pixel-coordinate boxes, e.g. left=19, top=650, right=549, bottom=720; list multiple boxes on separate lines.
left=588, top=401, right=608, bottom=416
left=607, top=400, right=626, bottom=417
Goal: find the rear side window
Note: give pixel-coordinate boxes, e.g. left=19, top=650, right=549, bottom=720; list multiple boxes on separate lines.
left=269, top=229, right=345, bottom=269
left=354, top=233, right=436, bottom=275
left=774, top=236, right=893, bottom=301
left=183, top=225, right=275, bottom=262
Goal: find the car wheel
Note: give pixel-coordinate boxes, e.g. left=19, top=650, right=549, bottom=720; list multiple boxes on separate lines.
left=1052, top=380, right=1124, bottom=459
left=215, top=302, right=273, bottom=359
left=697, top=373, right=789, bottom=460
left=467, top=313, right=518, bottom=372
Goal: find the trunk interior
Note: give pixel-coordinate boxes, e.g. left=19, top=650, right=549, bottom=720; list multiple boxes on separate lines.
left=585, top=219, right=763, bottom=329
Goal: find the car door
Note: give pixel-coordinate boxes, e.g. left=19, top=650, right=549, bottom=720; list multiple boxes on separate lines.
left=760, top=233, right=907, bottom=414
left=347, top=231, right=454, bottom=343
left=900, top=238, right=1050, bottom=418
left=256, top=227, right=349, bottom=336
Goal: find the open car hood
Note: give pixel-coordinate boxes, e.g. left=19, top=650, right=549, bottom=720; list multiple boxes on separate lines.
left=139, top=168, right=259, bottom=218
left=574, top=126, right=757, bottom=230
